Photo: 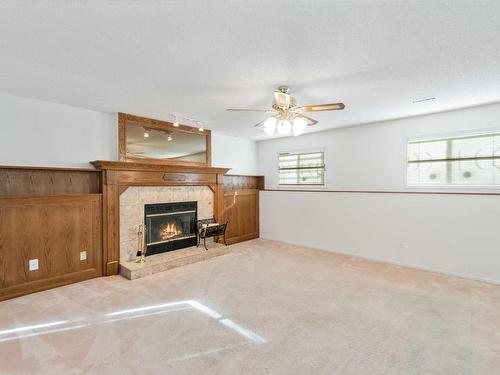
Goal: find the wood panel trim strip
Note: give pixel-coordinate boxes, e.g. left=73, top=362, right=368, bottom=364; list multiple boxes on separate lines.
left=0, top=194, right=102, bottom=205
left=0, top=165, right=98, bottom=172
left=263, top=189, right=500, bottom=196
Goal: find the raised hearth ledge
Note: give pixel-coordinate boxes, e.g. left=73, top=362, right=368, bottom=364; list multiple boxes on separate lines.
left=120, top=243, right=229, bottom=280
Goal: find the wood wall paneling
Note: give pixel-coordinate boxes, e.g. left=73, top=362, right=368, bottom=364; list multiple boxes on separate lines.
left=0, top=166, right=103, bottom=300
left=0, top=194, right=102, bottom=301
left=222, top=175, right=263, bottom=244
left=223, top=190, right=259, bottom=244
left=0, top=166, right=100, bottom=196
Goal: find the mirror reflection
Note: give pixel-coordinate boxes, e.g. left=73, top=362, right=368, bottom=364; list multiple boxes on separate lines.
left=126, top=121, right=207, bottom=163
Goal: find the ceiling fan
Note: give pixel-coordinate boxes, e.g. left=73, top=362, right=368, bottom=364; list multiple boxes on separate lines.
left=226, top=85, right=345, bottom=136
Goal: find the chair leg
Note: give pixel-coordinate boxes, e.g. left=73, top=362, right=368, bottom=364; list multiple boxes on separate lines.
left=223, top=232, right=228, bottom=246
left=203, top=237, right=208, bottom=251
left=196, top=235, right=200, bottom=247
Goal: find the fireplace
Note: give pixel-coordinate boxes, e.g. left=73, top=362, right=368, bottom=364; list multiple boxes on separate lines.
left=144, top=201, right=198, bottom=256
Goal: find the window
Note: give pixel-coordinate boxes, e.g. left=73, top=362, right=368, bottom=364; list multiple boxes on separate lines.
left=407, top=132, right=500, bottom=186
left=279, top=151, right=325, bottom=186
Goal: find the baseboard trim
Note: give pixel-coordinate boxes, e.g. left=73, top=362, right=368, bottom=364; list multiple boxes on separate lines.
left=226, top=233, right=259, bottom=245
left=260, top=237, right=500, bottom=286
left=0, top=268, right=102, bottom=301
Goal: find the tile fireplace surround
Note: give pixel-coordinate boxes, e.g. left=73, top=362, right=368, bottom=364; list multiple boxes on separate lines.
left=120, top=186, right=213, bottom=262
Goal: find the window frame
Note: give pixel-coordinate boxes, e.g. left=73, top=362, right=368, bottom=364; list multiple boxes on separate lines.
left=277, top=148, right=327, bottom=189
left=405, top=129, right=500, bottom=190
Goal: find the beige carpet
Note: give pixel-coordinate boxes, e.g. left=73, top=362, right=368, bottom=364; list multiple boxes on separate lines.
left=0, top=239, right=499, bottom=374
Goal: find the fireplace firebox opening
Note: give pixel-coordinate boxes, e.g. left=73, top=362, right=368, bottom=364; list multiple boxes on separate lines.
left=144, top=201, right=198, bottom=256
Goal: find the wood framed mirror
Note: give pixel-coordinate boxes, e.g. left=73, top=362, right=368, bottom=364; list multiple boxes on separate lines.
left=118, top=113, right=211, bottom=166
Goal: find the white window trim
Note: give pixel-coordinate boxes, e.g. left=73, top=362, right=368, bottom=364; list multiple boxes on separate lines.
left=276, top=148, right=327, bottom=189
left=404, top=128, right=500, bottom=191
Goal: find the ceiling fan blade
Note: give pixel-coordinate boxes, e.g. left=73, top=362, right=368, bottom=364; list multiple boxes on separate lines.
left=226, top=108, right=276, bottom=113
left=297, top=103, right=345, bottom=112
left=297, top=114, right=318, bottom=126
left=253, top=119, right=266, bottom=127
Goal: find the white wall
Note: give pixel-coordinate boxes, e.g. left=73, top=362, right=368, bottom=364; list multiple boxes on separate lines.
left=0, top=93, right=118, bottom=168
left=258, top=102, right=500, bottom=192
left=258, top=103, right=500, bottom=283
left=260, top=191, right=500, bottom=284
left=212, top=132, right=258, bottom=175
left=0, top=93, right=258, bottom=174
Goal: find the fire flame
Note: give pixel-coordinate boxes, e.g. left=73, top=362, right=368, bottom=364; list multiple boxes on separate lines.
left=160, top=222, right=180, bottom=240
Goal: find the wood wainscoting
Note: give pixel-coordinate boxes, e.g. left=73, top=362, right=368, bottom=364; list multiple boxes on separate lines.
left=223, top=175, right=264, bottom=244
left=0, top=167, right=103, bottom=301
left=0, top=165, right=263, bottom=300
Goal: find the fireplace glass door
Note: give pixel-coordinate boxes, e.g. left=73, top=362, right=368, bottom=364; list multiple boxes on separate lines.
left=144, top=201, right=198, bottom=256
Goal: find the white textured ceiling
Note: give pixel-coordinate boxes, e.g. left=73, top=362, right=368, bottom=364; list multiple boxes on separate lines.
left=0, top=1, right=499, bottom=140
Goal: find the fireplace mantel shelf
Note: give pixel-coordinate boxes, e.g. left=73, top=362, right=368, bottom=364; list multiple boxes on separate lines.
left=91, top=160, right=230, bottom=174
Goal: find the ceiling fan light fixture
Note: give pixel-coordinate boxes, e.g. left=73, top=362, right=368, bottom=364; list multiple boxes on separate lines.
left=277, top=119, right=292, bottom=135
left=292, top=118, right=307, bottom=136
left=226, top=86, right=345, bottom=137
left=263, top=117, right=277, bottom=136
